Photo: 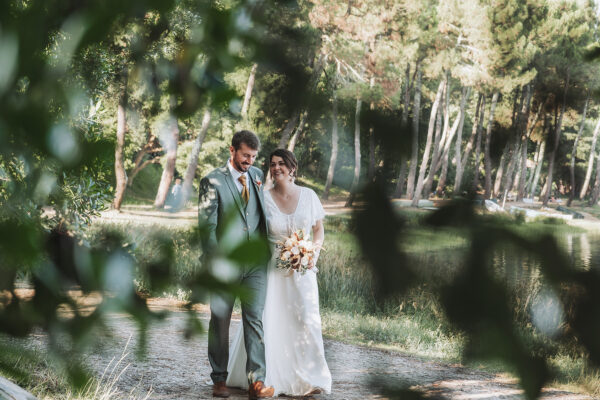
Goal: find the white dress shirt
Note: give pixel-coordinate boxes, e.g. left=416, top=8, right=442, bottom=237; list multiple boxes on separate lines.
left=227, top=159, right=248, bottom=194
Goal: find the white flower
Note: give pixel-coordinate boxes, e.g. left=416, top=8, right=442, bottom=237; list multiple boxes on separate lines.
left=298, top=240, right=307, bottom=248
left=281, top=251, right=291, bottom=260
left=291, top=246, right=300, bottom=255
left=301, top=256, right=309, bottom=266
left=284, top=238, right=293, bottom=247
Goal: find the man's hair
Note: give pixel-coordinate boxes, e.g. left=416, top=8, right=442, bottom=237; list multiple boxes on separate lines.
left=231, top=130, right=260, bottom=150
left=269, top=148, right=298, bottom=178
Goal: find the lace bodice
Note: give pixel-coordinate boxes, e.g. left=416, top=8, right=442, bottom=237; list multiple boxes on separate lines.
left=264, top=187, right=325, bottom=243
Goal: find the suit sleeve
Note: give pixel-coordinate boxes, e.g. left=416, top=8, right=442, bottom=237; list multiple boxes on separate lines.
left=198, top=176, right=219, bottom=253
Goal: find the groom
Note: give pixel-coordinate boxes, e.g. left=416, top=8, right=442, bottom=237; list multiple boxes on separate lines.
left=198, top=130, right=274, bottom=399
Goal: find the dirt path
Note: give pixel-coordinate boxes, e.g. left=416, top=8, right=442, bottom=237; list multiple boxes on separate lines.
left=11, top=305, right=583, bottom=400
left=84, top=205, right=599, bottom=399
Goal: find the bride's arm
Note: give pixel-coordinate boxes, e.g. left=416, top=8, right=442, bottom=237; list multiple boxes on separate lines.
left=312, top=219, right=324, bottom=266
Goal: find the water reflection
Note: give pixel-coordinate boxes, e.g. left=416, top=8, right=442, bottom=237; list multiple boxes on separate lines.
left=408, top=233, right=600, bottom=327
left=495, top=233, right=600, bottom=281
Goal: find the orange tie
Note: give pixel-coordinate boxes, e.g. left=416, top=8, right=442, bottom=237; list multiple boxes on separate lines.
left=238, top=175, right=249, bottom=205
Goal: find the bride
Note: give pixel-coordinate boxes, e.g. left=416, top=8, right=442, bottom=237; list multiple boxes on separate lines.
left=226, top=148, right=332, bottom=397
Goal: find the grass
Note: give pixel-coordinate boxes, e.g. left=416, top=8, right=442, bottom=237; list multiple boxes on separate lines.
left=0, top=334, right=150, bottom=400
left=318, top=210, right=597, bottom=396
left=295, top=177, right=349, bottom=200
left=321, top=310, right=464, bottom=360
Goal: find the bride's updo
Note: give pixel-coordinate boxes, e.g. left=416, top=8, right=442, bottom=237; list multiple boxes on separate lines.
left=269, top=148, right=298, bottom=179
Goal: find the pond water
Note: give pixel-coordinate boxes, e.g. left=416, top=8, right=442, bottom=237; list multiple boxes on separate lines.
left=408, top=231, right=600, bottom=335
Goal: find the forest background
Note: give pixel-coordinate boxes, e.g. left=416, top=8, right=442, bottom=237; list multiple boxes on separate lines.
left=4, top=0, right=600, bottom=399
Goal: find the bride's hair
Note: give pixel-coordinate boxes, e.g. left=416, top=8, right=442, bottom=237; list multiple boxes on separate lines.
left=269, top=148, right=298, bottom=178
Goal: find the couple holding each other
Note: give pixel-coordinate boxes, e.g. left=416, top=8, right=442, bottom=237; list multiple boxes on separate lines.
left=198, top=130, right=332, bottom=399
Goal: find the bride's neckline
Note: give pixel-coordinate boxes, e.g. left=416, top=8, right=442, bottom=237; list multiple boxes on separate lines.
left=268, top=187, right=303, bottom=216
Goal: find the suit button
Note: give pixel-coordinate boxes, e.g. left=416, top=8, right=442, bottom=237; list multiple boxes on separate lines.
left=246, top=212, right=249, bottom=216
left=243, top=227, right=247, bottom=231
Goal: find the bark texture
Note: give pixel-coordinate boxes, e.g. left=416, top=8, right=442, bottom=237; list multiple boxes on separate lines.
left=345, top=98, right=362, bottom=207
left=323, top=86, right=339, bottom=200
left=567, top=96, right=588, bottom=206
left=484, top=91, right=499, bottom=199
left=406, top=68, right=422, bottom=199
left=542, top=71, right=570, bottom=206
left=241, top=63, right=257, bottom=117
left=113, top=68, right=128, bottom=210
left=181, top=109, right=211, bottom=203
left=580, top=117, right=600, bottom=199
left=412, top=78, right=445, bottom=206
left=154, top=116, right=180, bottom=208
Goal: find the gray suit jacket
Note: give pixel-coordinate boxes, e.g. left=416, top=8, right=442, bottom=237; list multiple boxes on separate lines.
left=198, top=163, right=267, bottom=253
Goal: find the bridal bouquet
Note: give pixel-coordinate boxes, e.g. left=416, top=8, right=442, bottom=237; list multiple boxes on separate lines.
left=275, top=229, right=320, bottom=274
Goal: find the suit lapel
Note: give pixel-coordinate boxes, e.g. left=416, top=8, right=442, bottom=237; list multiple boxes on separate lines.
left=248, top=169, right=266, bottom=216
left=220, top=164, right=246, bottom=221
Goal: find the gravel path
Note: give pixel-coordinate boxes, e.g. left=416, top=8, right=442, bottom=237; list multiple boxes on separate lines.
left=83, top=206, right=598, bottom=399
left=59, top=307, right=590, bottom=400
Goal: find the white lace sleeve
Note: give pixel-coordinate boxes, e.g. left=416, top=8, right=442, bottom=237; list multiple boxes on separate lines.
left=309, top=188, right=325, bottom=227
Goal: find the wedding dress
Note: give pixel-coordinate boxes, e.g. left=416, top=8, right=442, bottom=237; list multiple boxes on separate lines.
left=226, top=187, right=332, bottom=396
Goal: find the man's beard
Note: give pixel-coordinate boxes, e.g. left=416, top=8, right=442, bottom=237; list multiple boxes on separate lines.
left=233, top=159, right=250, bottom=172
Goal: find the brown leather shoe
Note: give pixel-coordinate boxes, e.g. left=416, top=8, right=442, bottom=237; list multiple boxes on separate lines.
left=212, top=381, right=230, bottom=398
left=248, top=381, right=274, bottom=399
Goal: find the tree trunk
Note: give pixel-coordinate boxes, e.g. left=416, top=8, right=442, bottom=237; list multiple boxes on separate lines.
left=433, top=86, right=468, bottom=179
left=530, top=140, right=546, bottom=199
left=368, top=128, right=375, bottom=181
left=472, top=95, right=487, bottom=192
left=521, top=99, right=545, bottom=196
left=431, top=73, right=451, bottom=174
left=423, top=94, right=444, bottom=198
left=589, top=150, right=600, bottom=205
left=406, top=67, right=422, bottom=199
left=154, top=116, right=180, bottom=208
left=540, top=109, right=558, bottom=201
left=517, top=85, right=533, bottom=201
left=181, top=109, right=211, bottom=204
left=345, top=98, right=362, bottom=207
left=435, top=87, right=469, bottom=195
left=513, top=148, right=523, bottom=192
left=241, top=63, right=257, bottom=118
left=457, top=92, right=482, bottom=192
left=567, top=95, right=589, bottom=206
left=128, top=132, right=162, bottom=187
left=525, top=141, right=541, bottom=195
left=278, top=53, right=325, bottom=148
left=502, top=136, right=522, bottom=199
left=323, top=86, right=339, bottom=201
left=412, top=78, right=445, bottom=206
left=278, top=111, right=301, bottom=149
left=287, top=111, right=308, bottom=152
left=542, top=71, right=570, bottom=206
left=393, top=63, right=411, bottom=198
left=435, top=150, right=450, bottom=196
left=395, top=161, right=408, bottom=198
left=580, top=117, right=600, bottom=199
left=452, top=87, right=470, bottom=195
left=424, top=76, right=449, bottom=194
left=367, top=77, right=376, bottom=182
left=401, top=63, right=411, bottom=127
left=493, top=142, right=510, bottom=198
left=461, top=93, right=483, bottom=172
left=510, top=143, right=523, bottom=192
left=484, top=91, right=499, bottom=199
left=113, top=67, right=128, bottom=210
